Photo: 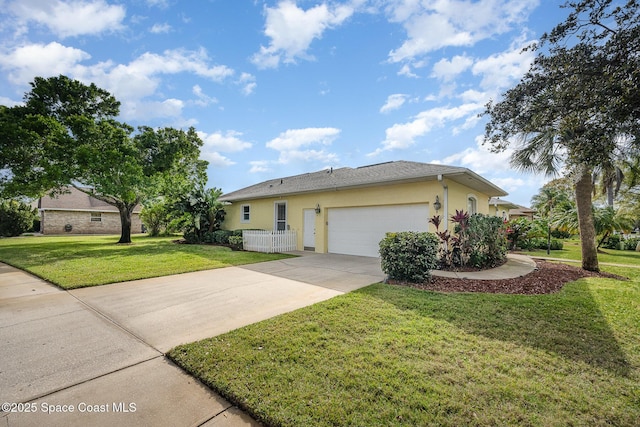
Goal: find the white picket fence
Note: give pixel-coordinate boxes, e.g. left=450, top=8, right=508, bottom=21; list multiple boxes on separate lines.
left=242, top=230, right=297, bottom=253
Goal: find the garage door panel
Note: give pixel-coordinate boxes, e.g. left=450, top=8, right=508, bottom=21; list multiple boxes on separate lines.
left=328, top=205, right=429, bottom=257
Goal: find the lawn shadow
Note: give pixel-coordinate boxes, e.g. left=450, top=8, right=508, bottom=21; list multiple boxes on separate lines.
left=368, top=280, right=631, bottom=377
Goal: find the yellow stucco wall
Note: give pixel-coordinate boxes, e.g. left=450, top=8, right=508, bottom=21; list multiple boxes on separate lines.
left=222, top=179, right=491, bottom=253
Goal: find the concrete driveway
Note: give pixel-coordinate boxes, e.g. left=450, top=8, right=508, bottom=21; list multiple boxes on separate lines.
left=0, top=253, right=383, bottom=426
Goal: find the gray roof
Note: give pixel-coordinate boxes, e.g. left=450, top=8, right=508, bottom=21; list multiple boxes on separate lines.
left=489, top=197, right=521, bottom=210
left=220, top=161, right=508, bottom=202
left=39, top=186, right=141, bottom=213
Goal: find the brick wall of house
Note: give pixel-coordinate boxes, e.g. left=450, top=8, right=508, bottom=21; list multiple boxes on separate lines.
left=41, top=210, right=143, bottom=235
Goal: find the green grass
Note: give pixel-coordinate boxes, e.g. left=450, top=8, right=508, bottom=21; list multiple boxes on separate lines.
left=169, top=264, right=640, bottom=426
left=0, top=234, right=292, bottom=289
left=522, top=238, right=640, bottom=266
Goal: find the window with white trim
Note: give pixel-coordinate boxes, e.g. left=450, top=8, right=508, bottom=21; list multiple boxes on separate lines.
left=241, top=204, right=251, bottom=223
left=467, top=196, right=477, bottom=215
left=90, top=212, right=102, bottom=222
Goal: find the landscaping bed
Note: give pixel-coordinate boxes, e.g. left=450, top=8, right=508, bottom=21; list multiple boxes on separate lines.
left=390, top=260, right=626, bottom=294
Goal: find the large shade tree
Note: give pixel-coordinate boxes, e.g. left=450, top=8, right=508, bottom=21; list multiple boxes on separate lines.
left=0, top=75, right=207, bottom=243
left=484, top=0, right=639, bottom=271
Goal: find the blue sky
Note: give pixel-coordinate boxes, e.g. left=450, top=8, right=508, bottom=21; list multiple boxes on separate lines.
left=0, top=0, right=570, bottom=206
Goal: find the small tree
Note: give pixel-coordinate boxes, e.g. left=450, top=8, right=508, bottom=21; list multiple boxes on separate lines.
left=140, top=198, right=172, bottom=237
left=175, top=186, right=226, bottom=243
left=0, top=200, right=38, bottom=237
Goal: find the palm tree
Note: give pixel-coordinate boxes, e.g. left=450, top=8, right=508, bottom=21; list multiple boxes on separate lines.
left=531, top=185, right=572, bottom=254
left=509, top=128, right=600, bottom=271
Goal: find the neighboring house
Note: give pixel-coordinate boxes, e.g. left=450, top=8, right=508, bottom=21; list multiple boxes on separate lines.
left=508, top=205, right=536, bottom=220
left=38, top=187, right=143, bottom=235
left=220, top=161, right=508, bottom=257
left=489, top=197, right=536, bottom=220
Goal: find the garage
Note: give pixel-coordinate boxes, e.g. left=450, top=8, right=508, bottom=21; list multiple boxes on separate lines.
left=328, top=204, right=429, bottom=257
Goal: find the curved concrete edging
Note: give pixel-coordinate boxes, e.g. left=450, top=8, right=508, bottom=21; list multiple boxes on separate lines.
left=431, top=253, right=537, bottom=280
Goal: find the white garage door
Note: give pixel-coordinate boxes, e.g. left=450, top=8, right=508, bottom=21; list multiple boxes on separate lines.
left=328, top=204, right=429, bottom=257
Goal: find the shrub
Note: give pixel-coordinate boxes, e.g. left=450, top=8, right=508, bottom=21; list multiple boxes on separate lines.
left=228, top=235, right=243, bottom=251
left=623, top=237, right=640, bottom=251
left=431, top=212, right=507, bottom=269
left=465, top=214, right=508, bottom=268
left=602, top=234, right=622, bottom=250
left=379, top=232, right=439, bottom=283
left=505, top=217, right=533, bottom=250
left=0, top=200, right=38, bottom=237
left=213, top=229, right=232, bottom=244
left=548, top=239, right=564, bottom=250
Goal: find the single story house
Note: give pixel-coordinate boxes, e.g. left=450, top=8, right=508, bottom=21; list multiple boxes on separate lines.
left=220, top=160, right=508, bottom=257
left=489, top=197, right=536, bottom=220
left=38, top=186, right=143, bottom=235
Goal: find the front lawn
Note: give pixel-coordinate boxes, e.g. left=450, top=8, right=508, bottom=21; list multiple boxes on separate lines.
left=169, top=265, right=640, bottom=426
left=524, top=238, right=640, bottom=266
left=0, top=235, right=292, bottom=289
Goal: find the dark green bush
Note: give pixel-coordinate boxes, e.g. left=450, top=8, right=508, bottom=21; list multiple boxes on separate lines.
left=465, top=214, right=508, bottom=268
left=379, top=232, right=439, bottom=283
left=0, top=200, right=38, bottom=237
left=602, top=234, right=622, bottom=250
left=624, top=237, right=640, bottom=251
left=213, top=229, right=232, bottom=244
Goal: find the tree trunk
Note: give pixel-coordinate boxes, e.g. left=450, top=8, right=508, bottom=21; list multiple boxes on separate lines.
left=575, top=166, right=599, bottom=272
left=118, top=204, right=133, bottom=244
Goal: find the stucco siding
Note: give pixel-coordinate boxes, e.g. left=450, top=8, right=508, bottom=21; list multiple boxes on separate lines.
left=41, top=210, right=143, bottom=235
left=222, top=179, right=491, bottom=253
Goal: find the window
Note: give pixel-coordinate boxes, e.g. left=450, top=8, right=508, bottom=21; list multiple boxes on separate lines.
left=467, top=196, right=477, bottom=215
left=90, top=212, right=102, bottom=222
left=241, top=205, right=251, bottom=223
left=275, top=202, right=287, bottom=231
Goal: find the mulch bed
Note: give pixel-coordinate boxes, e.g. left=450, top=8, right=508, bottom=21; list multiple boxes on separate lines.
left=389, top=260, right=626, bottom=295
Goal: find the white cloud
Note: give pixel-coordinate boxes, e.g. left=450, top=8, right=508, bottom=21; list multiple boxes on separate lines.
left=380, top=94, right=408, bottom=114
left=472, top=40, right=536, bottom=92
left=145, top=0, right=169, bottom=7
left=0, top=41, right=242, bottom=122
left=266, top=127, right=340, bottom=151
left=251, top=0, right=356, bottom=69
left=439, top=135, right=512, bottom=174
left=397, top=63, right=419, bottom=78
left=0, top=42, right=91, bottom=84
left=371, top=103, right=483, bottom=156
left=0, top=96, right=22, bottom=107
left=150, top=23, right=172, bottom=34
left=266, top=127, right=341, bottom=164
left=199, top=130, right=252, bottom=153
left=237, top=73, right=257, bottom=95
left=277, top=149, right=339, bottom=164
left=8, top=0, right=126, bottom=38
left=121, top=98, right=185, bottom=121
left=192, top=85, right=218, bottom=106
left=431, top=55, right=474, bottom=81
left=491, top=176, right=527, bottom=193
left=202, top=151, right=235, bottom=167
left=249, top=160, right=271, bottom=174
left=386, top=0, right=539, bottom=63
left=196, top=130, right=252, bottom=169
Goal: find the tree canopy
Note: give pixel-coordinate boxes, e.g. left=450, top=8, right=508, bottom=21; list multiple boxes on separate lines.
left=483, top=0, right=639, bottom=271
left=0, top=75, right=207, bottom=243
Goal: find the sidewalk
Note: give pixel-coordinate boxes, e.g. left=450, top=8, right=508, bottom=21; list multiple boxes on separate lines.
left=431, top=253, right=537, bottom=280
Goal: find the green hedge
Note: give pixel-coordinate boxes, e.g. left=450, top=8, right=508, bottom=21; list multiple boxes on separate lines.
left=379, top=232, right=439, bottom=283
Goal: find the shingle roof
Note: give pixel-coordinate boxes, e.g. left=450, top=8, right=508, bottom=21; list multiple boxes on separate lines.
left=220, top=160, right=507, bottom=202
left=38, top=187, right=141, bottom=213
